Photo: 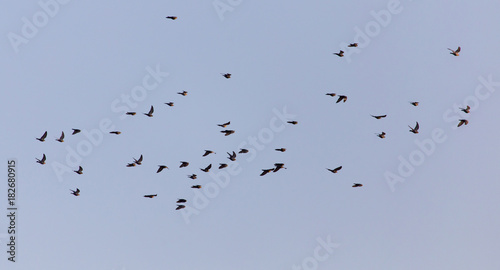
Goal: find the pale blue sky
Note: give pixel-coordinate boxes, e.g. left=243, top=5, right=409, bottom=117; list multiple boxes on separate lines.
left=1, top=0, right=500, bottom=269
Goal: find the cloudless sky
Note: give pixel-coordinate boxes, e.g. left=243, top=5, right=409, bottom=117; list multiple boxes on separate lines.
left=1, top=0, right=500, bottom=269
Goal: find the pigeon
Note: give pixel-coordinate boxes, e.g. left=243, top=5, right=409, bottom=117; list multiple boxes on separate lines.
left=36, top=131, right=47, bottom=142
left=239, top=149, right=249, bottom=154
left=410, top=101, right=419, bottom=106
left=144, top=106, right=154, bottom=117
left=219, top=163, right=228, bottom=169
left=348, top=43, right=358, bottom=47
left=109, top=131, right=121, bottom=135
left=191, top=185, right=202, bottom=189
left=134, top=155, right=143, bottom=165
left=176, top=205, right=186, bottom=210
left=376, top=132, right=386, bottom=139
left=188, top=174, right=197, bottom=180
left=273, top=163, right=286, bottom=172
left=326, top=93, right=336, bottom=97
left=126, top=163, right=136, bottom=167
left=221, top=73, right=231, bottom=79
left=126, top=112, right=136, bottom=115
left=448, top=46, right=461, bottom=56
left=165, top=102, right=174, bottom=107
left=176, top=199, right=187, bottom=203
left=178, top=91, right=188, bottom=96
left=287, top=121, right=298, bottom=125
left=36, top=154, right=46, bottom=165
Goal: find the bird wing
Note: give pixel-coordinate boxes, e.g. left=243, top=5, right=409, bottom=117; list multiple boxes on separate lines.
left=456, top=47, right=461, bottom=53
left=41, top=154, right=46, bottom=162
left=41, top=131, right=47, bottom=140
left=60, top=132, right=65, bottom=140
left=415, top=122, right=419, bottom=130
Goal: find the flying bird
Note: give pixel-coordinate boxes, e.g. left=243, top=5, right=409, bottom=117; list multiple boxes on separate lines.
left=201, top=164, right=212, bottom=172
left=221, top=73, right=231, bottom=79
left=448, top=46, right=461, bottom=56
left=336, top=95, right=347, bottom=103
left=74, top=166, right=83, bottom=174
left=134, top=155, right=143, bottom=165
left=36, top=154, right=46, bottom=165
left=410, top=101, right=419, bottom=106
left=126, top=163, right=136, bottom=167
left=165, top=102, right=174, bottom=107
left=457, top=119, right=469, bottom=127
left=191, top=185, right=202, bottom=189
left=166, top=16, right=177, bottom=20
left=260, top=169, right=274, bottom=176
left=72, top=129, right=81, bottom=135
left=56, top=132, right=65, bottom=142
left=275, top=148, right=286, bottom=152
left=188, top=174, right=197, bottom=179
left=218, top=121, right=230, bottom=128
left=176, top=205, right=186, bottom=210
left=371, top=115, right=387, bottom=119
left=239, top=149, right=249, bottom=154
left=144, top=106, right=154, bottom=117
left=178, top=91, right=188, bottom=96
left=333, top=50, right=344, bottom=57
left=126, top=112, right=136, bottom=115
left=227, top=151, right=236, bottom=161
left=409, top=122, right=419, bottom=134
left=327, top=166, right=342, bottom=173
left=273, top=163, right=286, bottom=172
left=144, top=194, right=157, bottom=198
left=177, top=199, right=187, bottom=203
left=36, top=131, right=47, bottom=142
left=109, top=131, right=121, bottom=135
left=203, top=150, right=215, bottom=157
left=157, top=165, right=168, bottom=173
left=326, top=93, right=336, bottom=97
left=348, top=43, right=358, bottom=47
left=287, top=121, right=298, bottom=125
left=219, top=163, right=228, bottom=169
left=352, top=183, right=363, bottom=188
left=376, top=132, right=386, bottom=139
left=221, top=130, right=235, bottom=136
left=179, top=161, right=189, bottom=168
left=460, top=105, right=470, bottom=113
left=70, top=188, right=80, bottom=196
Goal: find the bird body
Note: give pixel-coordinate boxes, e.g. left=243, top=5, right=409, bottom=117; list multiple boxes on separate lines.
left=70, top=188, right=80, bottom=196
left=448, top=46, right=461, bottom=56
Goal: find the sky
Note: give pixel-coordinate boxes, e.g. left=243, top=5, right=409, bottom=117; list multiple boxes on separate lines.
left=1, top=0, right=500, bottom=269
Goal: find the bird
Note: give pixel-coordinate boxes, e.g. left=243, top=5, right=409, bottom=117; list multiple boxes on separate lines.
left=70, top=188, right=80, bottom=196
left=458, top=119, right=469, bottom=127
left=336, top=95, right=347, bottom=103
left=56, top=132, right=65, bottom=142
left=326, top=93, right=336, bottom=97
left=219, top=163, right=228, bottom=169
left=410, top=101, right=419, bottom=106
left=126, top=112, right=136, bottom=115
left=36, top=154, right=46, bottom=165
left=36, top=131, right=47, bottom=142
left=178, top=91, right=188, bottom=96
left=218, top=121, right=230, bottom=128
left=221, top=73, right=231, bottom=79
left=157, top=165, right=168, bottom=173
left=126, top=163, right=136, bottom=167
left=352, top=183, right=363, bottom=188
left=221, top=130, right=235, bottom=136
left=144, top=194, right=157, bottom=198
left=201, top=164, right=212, bottom=172
left=376, top=132, right=386, bottom=139
left=144, top=106, right=154, bottom=117
left=333, top=50, right=344, bottom=57
left=74, top=166, right=83, bottom=174
left=176, top=205, right=186, bottom=210
left=287, top=121, right=298, bottom=125
left=166, top=16, right=177, bottom=20
left=327, top=166, right=342, bottom=173
left=448, top=46, right=461, bottom=56
left=191, top=185, right=202, bottom=189
left=273, top=163, right=286, bottom=172
left=239, top=149, right=249, bottom=154
left=134, top=155, right=143, bottom=165
left=109, top=131, right=121, bottom=135
left=188, top=174, right=197, bottom=180
left=179, top=161, right=189, bottom=168
left=348, top=43, right=358, bottom=47
left=72, top=129, right=81, bottom=135
left=203, top=150, right=215, bottom=157
left=409, top=122, right=419, bottom=134
left=275, top=148, right=286, bottom=152
left=165, top=102, right=174, bottom=107
left=260, top=169, right=274, bottom=176
left=371, top=115, right=387, bottom=119
left=460, top=105, right=470, bottom=113
left=177, top=199, right=187, bottom=203
left=227, top=151, right=236, bottom=161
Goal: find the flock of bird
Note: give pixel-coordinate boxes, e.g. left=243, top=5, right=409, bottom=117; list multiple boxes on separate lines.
left=34, top=16, right=469, bottom=211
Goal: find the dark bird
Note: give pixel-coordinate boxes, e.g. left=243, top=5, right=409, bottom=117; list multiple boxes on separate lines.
left=36, top=131, right=47, bottom=142
left=203, top=150, right=215, bottom=157
left=410, top=101, right=419, bottom=106
left=239, top=149, right=249, bottom=154
left=176, top=205, right=186, bottom=210
left=221, top=73, right=231, bottom=79
left=126, top=163, right=136, bottom=167
left=333, top=50, right=344, bottom=57
left=126, top=112, right=136, bottom=115
left=409, top=122, right=419, bottom=134
left=177, top=199, right=187, bottom=203
left=157, top=165, right=168, bottom=173
left=179, top=161, right=189, bottom=168
left=221, top=130, right=235, bottom=136
left=191, top=185, right=202, bottom=189
left=460, top=105, right=470, bottom=113
left=178, top=91, right=188, bottom=96
left=134, top=155, right=143, bottom=165
left=352, top=183, right=363, bottom=188
left=371, top=115, right=387, bottom=119
left=56, top=131, right=65, bottom=142
left=458, top=119, right=469, bottom=127
left=36, top=154, right=46, bottom=165
left=260, top=169, right=274, bottom=176
left=74, top=166, right=83, bottom=174
left=219, top=163, right=228, bottom=169
left=165, top=102, right=174, bottom=106
left=144, top=106, right=154, bottom=117
left=201, top=164, right=212, bottom=172
left=327, top=166, right=342, bottom=173
left=348, top=43, right=358, bottom=47
left=227, top=151, right=237, bottom=161
left=336, top=95, right=347, bottom=103
left=70, top=188, right=80, bottom=196
left=166, top=16, right=177, bottom=20
left=326, top=93, right=336, bottom=97
left=287, top=121, right=298, bottom=125
left=448, top=46, right=461, bottom=56
left=144, top=194, right=157, bottom=198
left=109, top=131, right=121, bottom=135
left=275, top=148, right=286, bottom=152
left=218, top=121, right=230, bottom=128
left=72, top=129, right=81, bottom=135
left=376, top=132, right=386, bottom=139
left=273, top=163, right=286, bottom=172
left=188, top=174, right=197, bottom=179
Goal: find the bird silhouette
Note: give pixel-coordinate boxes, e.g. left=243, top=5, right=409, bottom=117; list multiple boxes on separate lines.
left=410, top=101, right=419, bottom=106
left=165, top=102, right=174, bottom=107
left=179, top=161, right=189, bottom=168
left=287, top=121, right=298, bottom=125
left=227, top=151, right=237, bottom=161
left=72, top=129, right=81, bottom=135
left=201, top=164, right=212, bottom=172
left=275, top=148, right=286, bottom=152
left=333, top=50, right=344, bottom=57
left=221, top=73, right=231, bottom=79
left=376, top=132, right=386, bottom=139
left=36, top=131, right=47, bottom=142
left=178, top=91, right=188, bottom=96
left=218, top=121, right=230, bottom=128
left=176, top=205, right=186, bottom=210
left=239, top=149, right=249, bottom=154
left=177, top=199, right=187, bottom=203
left=409, top=122, right=419, bottom=134
left=36, top=154, right=46, bottom=165
left=327, top=166, right=342, bottom=173
left=221, top=130, right=235, bottom=136
left=166, top=16, right=177, bottom=20
left=348, top=43, right=358, bottom=47
left=56, top=132, right=65, bottom=142
left=336, top=95, right=347, bottom=103
left=126, top=112, right=136, bottom=115
left=74, top=166, right=83, bottom=174
left=109, top=131, right=121, bottom=135
left=144, top=106, right=154, bottom=117
left=144, top=194, right=157, bottom=198
left=157, top=165, right=168, bottom=173
left=371, top=115, right=387, bottom=119
left=352, top=183, right=363, bottom=188
left=460, top=105, right=470, bottom=113
left=448, top=46, right=461, bottom=56
left=458, top=119, right=469, bottom=127
left=134, top=155, right=143, bottom=165
left=70, top=188, right=80, bottom=196
left=188, top=174, right=197, bottom=180
left=219, top=163, right=228, bottom=169
left=203, top=150, right=215, bottom=157
left=126, top=163, right=136, bottom=167
left=191, top=185, right=202, bottom=189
